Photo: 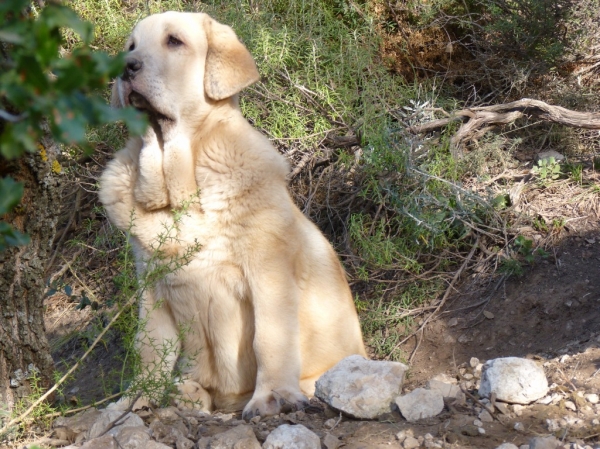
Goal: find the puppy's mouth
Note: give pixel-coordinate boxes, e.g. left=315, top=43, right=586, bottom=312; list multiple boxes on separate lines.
left=128, top=91, right=173, bottom=124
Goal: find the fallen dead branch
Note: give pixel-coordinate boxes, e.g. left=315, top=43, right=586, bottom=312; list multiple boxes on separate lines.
left=408, top=98, right=600, bottom=155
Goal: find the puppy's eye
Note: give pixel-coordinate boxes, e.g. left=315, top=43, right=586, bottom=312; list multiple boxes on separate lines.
left=128, top=42, right=135, bottom=51
left=167, top=35, right=183, bottom=47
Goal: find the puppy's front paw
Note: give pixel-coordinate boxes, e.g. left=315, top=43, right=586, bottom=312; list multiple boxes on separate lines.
left=242, top=388, right=309, bottom=420
left=106, top=395, right=152, bottom=412
left=174, top=379, right=212, bottom=411
left=134, top=186, right=169, bottom=211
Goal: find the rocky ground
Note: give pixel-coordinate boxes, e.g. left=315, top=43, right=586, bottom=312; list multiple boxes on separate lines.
left=13, top=227, right=599, bottom=449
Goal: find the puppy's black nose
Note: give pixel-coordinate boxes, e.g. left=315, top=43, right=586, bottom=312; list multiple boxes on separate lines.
left=123, top=57, right=143, bottom=80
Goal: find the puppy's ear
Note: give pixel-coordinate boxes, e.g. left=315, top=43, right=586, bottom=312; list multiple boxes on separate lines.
left=110, top=79, right=125, bottom=108
left=203, top=16, right=260, bottom=101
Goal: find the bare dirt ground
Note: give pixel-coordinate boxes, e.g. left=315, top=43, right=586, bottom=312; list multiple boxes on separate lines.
left=26, top=162, right=600, bottom=449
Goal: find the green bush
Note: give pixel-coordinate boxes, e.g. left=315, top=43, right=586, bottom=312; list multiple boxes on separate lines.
left=0, top=0, right=145, bottom=250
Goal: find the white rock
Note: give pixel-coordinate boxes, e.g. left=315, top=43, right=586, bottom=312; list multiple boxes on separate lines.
left=564, top=401, right=577, bottom=411
left=263, top=424, right=320, bottom=449
left=529, top=436, right=561, bottom=449
left=395, top=388, right=444, bottom=422
left=88, top=410, right=145, bottom=439
left=426, top=379, right=465, bottom=403
left=478, top=427, right=486, bottom=435
left=403, top=437, right=420, bottom=449
left=514, top=422, right=525, bottom=431
left=478, top=357, right=548, bottom=404
left=585, top=393, right=599, bottom=404
left=473, top=419, right=483, bottom=426
left=497, top=444, right=519, bottom=449
left=315, top=355, right=408, bottom=419
left=535, top=150, right=564, bottom=163
left=470, top=357, right=480, bottom=368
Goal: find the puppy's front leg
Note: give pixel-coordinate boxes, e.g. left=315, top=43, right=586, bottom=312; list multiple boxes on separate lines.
left=134, top=127, right=169, bottom=211
left=163, top=135, right=198, bottom=208
left=134, top=286, right=211, bottom=411
left=243, top=260, right=309, bottom=420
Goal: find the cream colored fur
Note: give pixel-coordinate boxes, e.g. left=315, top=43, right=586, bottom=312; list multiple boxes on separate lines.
left=99, top=11, right=366, bottom=419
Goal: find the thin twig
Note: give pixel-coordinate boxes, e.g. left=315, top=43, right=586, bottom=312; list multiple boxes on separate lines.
left=407, top=329, right=424, bottom=365
left=459, top=384, right=502, bottom=422
left=44, top=392, right=123, bottom=419
left=96, top=392, right=142, bottom=438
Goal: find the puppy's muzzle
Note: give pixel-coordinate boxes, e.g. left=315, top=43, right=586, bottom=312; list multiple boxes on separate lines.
left=123, top=56, right=143, bottom=81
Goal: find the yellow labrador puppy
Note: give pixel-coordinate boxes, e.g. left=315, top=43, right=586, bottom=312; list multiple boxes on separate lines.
left=99, top=11, right=366, bottom=419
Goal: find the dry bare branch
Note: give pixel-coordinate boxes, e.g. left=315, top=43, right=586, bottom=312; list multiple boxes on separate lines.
left=408, top=98, right=600, bottom=155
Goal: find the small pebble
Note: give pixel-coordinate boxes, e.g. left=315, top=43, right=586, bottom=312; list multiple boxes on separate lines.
left=403, top=437, right=420, bottom=449
left=565, top=401, right=577, bottom=411
left=479, top=409, right=494, bottom=422
left=478, top=427, right=486, bottom=435
left=513, top=404, right=524, bottom=416
left=470, top=357, right=480, bottom=368
left=514, top=422, right=525, bottom=431
left=324, top=418, right=337, bottom=429
left=585, top=393, right=599, bottom=404
left=473, top=419, right=483, bottom=426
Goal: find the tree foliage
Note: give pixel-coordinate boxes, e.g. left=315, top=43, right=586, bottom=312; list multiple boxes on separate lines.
left=0, top=0, right=145, bottom=251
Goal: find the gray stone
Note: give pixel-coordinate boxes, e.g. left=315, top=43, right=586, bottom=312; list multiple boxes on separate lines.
left=479, top=409, right=494, bottom=422
left=529, top=436, right=561, bottom=449
left=427, top=379, right=465, bottom=403
left=79, top=434, right=118, bottom=449
left=209, top=424, right=261, bottom=449
left=150, top=419, right=194, bottom=448
left=88, top=410, right=145, bottom=439
left=323, top=433, right=342, bottom=449
left=535, top=150, right=564, bottom=163
left=114, top=426, right=151, bottom=449
left=53, top=409, right=103, bottom=443
left=496, top=444, right=519, bottom=449
left=479, top=357, right=548, bottom=404
left=403, top=436, right=420, bottom=449
left=395, top=388, right=444, bottom=422
left=315, top=355, right=408, bottom=419
left=262, top=424, right=320, bottom=449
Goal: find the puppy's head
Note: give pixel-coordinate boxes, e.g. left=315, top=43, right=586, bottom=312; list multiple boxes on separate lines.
left=112, top=12, right=259, bottom=123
